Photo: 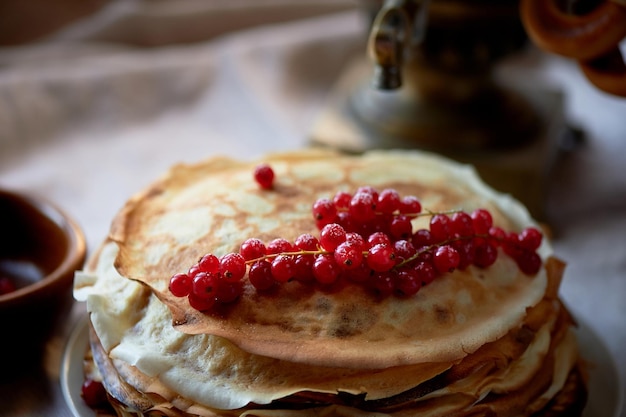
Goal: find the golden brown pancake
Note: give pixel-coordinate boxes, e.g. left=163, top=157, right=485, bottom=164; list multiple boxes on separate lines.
left=110, top=150, right=548, bottom=368
left=74, top=149, right=587, bottom=417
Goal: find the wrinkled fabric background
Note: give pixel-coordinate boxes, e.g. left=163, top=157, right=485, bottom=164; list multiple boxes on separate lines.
left=1, top=1, right=624, bottom=416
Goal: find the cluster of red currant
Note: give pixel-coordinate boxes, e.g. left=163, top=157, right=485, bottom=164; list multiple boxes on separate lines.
left=169, top=183, right=544, bottom=312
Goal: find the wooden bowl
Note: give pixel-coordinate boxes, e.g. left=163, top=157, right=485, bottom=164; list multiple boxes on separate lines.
left=0, top=188, right=86, bottom=358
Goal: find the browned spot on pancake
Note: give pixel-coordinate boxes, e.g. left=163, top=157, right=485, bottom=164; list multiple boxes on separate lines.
left=315, top=298, right=332, bottom=314
left=434, top=305, right=452, bottom=324
left=271, top=184, right=302, bottom=198
left=245, top=308, right=300, bottom=334
left=329, top=304, right=378, bottom=339
left=309, top=325, right=322, bottom=337
left=276, top=318, right=303, bottom=334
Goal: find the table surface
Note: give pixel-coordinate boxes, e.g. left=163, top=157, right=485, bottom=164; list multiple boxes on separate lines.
left=1, top=3, right=625, bottom=416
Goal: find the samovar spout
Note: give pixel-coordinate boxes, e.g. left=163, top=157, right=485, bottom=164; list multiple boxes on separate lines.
left=367, top=0, right=430, bottom=90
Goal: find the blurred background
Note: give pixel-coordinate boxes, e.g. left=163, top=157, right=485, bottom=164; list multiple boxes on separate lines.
left=0, top=1, right=625, bottom=416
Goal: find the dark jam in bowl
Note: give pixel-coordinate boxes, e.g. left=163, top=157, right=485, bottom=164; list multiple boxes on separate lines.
left=0, top=189, right=86, bottom=364
left=0, top=259, right=45, bottom=294
left=0, top=190, right=70, bottom=293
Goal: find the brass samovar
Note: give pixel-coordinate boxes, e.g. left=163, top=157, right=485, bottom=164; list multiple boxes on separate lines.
left=312, top=0, right=626, bottom=218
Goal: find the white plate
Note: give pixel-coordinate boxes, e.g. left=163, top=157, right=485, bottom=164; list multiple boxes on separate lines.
left=61, top=315, right=624, bottom=417
left=60, top=316, right=96, bottom=417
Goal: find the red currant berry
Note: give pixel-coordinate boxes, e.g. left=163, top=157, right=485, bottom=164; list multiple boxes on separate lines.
left=367, top=231, right=391, bottom=247
left=198, top=253, right=219, bottom=273
left=519, top=227, right=543, bottom=251
left=334, top=241, right=364, bottom=270
left=188, top=292, right=217, bottom=311
left=295, top=233, right=319, bottom=251
left=192, top=272, right=219, bottom=299
left=414, top=261, right=436, bottom=285
left=369, top=213, right=392, bottom=235
left=312, top=254, right=341, bottom=284
left=377, top=188, right=401, bottom=214
left=267, top=238, right=295, bottom=255
left=412, top=228, right=433, bottom=248
left=219, top=253, right=246, bottom=282
left=254, top=163, right=275, bottom=189
left=293, top=254, right=316, bottom=283
left=416, top=248, right=434, bottom=264
left=430, top=214, right=452, bottom=242
left=345, top=232, right=366, bottom=249
left=333, top=191, right=352, bottom=209
left=187, top=264, right=201, bottom=279
left=390, top=215, right=413, bottom=240
left=399, top=195, right=422, bottom=217
left=355, top=220, right=374, bottom=239
left=216, top=281, right=243, bottom=303
left=370, top=272, right=395, bottom=297
left=393, top=239, right=416, bottom=264
left=474, top=242, right=498, bottom=268
left=515, top=251, right=542, bottom=275
left=319, top=223, right=347, bottom=252
left=335, top=211, right=356, bottom=232
left=169, top=273, right=191, bottom=297
left=452, top=239, right=476, bottom=270
left=312, top=198, right=337, bottom=227
left=502, top=232, right=524, bottom=258
left=367, top=243, right=396, bottom=272
left=450, top=212, right=474, bottom=237
left=471, top=208, right=493, bottom=234
left=81, top=379, right=108, bottom=408
left=394, top=268, right=422, bottom=297
left=349, top=192, right=377, bottom=223
left=488, top=226, right=506, bottom=245
left=433, top=245, right=460, bottom=274
left=271, top=254, right=296, bottom=283
left=248, top=261, right=275, bottom=291
left=356, top=186, right=379, bottom=200
left=240, top=238, right=267, bottom=261
left=345, top=262, right=371, bottom=283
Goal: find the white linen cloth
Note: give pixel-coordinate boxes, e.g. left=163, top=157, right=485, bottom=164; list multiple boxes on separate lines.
left=1, top=1, right=624, bottom=416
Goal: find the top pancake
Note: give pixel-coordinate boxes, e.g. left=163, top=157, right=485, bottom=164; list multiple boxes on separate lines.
left=110, top=149, right=549, bottom=369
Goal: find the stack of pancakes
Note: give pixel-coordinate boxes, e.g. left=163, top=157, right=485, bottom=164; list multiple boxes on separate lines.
left=74, top=149, right=587, bottom=417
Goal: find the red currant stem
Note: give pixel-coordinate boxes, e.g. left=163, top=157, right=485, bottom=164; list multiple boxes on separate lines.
left=334, top=207, right=462, bottom=218
left=420, top=208, right=463, bottom=217
left=246, top=249, right=330, bottom=264
left=236, top=227, right=535, bottom=275
left=244, top=233, right=484, bottom=270
left=244, top=229, right=484, bottom=269
left=395, top=233, right=488, bottom=268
